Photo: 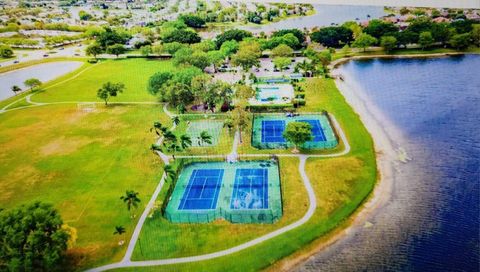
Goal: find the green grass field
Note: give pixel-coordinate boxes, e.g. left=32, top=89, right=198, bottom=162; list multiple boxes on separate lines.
left=116, top=76, right=377, bottom=272
left=0, top=104, right=172, bottom=269
left=0, top=58, right=377, bottom=271
left=32, top=58, right=174, bottom=103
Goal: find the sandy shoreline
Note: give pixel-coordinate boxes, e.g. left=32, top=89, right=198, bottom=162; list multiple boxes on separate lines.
left=272, top=62, right=408, bottom=271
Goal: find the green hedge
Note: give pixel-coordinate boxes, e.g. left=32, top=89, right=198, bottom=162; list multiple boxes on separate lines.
left=247, top=104, right=295, bottom=112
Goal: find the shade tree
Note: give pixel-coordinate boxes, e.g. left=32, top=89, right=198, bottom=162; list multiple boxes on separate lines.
left=283, top=121, right=313, bottom=153
left=86, top=43, right=104, bottom=60
left=97, top=81, right=125, bottom=105
left=0, top=44, right=14, bottom=58
left=231, top=40, right=261, bottom=70
left=215, top=29, right=253, bottom=48
left=352, top=33, right=377, bottom=52
left=0, top=202, right=70, bottom=271
left=449, top=33, right=472, bottom=50
left=24, top=78, right=42, bottom=90
left=418, top=31, right=435, bottom=50
left=271, top=44, right=293, bottom=57
left=106, top=44, right=126, bottom=57
left=364, top=19, right=399, bottom=39
left=380, top=35, right=398, bottom=52
left=311, top=26, right=354, bottom=48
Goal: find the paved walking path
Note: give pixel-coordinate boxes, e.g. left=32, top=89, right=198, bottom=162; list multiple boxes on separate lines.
left=86, top=113, right=350, bottom=272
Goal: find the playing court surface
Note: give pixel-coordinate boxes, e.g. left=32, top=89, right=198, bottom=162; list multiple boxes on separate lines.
left=230, top=168, right=269, bottom=210
left=178, top=169, right=224, bottom=210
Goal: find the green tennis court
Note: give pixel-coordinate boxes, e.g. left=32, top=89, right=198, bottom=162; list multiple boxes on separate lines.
left=186, top=120, right=224, bottom=147
left=164, top=160, right=283, bottom=224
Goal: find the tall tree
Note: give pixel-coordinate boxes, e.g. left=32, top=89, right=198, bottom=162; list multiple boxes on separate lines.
left=231, top=40, right=261, bottom=71
left=207, top=50, right=225, bottom=72
left=150, top=121, right=168, bottom=138
left=380, top=35, right=398, bottom=52
left=198, top=131, right=213, bottom=146
left=283, top=121, right=313, bottom=153
left=0, top=202, right=70, bottom=271
left=471, top=24, right=480, bottom=47
left=273, top=57, right=291, bottom=71
left=352, top=33, right=377, bottom=52
left=418, top=31, right=434, bottom=50
left=179, top=14, right=206, bottom=28
left=311, top=26, right=354, bottom=48
left=219, top=40, right=239, bottom=57
left=86, top=43, right=103, bottom=60
left=24, top=78, right=42, bottom=90
left=449, top=33, right=471, bottom=50
left=106, top=44, right=126, bottom=58
left=215, top=29, right=253, bottom=48
left=120, top=190, right=141, bottom=218
left=364, top=19, right=399, bottom=39
left=97, top=82, right=125, bottom=105
left=271, top=44, right=293, bottom=57
left=147, top=72, right=173, bottom=96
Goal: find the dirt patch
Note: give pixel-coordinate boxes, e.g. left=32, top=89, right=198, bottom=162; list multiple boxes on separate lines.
left=40, top=136, right=92, bottom=156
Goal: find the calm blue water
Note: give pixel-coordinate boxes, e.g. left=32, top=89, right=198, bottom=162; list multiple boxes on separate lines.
left=298, top=55, right=480, bottom=271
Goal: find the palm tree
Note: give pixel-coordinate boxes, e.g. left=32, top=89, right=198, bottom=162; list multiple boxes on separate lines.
left=171, top=116, right=180, bottom=126
left=11, top=85, right=21, bottom=95
left=150, top=122, right=163, bottom=137
left=223, top=118, right=234, bottom=133
left=120, top=190, right=141, bottom=218
left=113, top=225, right=126, bottom=235
left=150, top=144, right=162, bottom=153
left=164, top=165, right=176, bottom=182
left=180, top=134, right=192, bottom=150
left=162, top=130, right=177, bottom=145
left=199, top=131, right=213, bottom=146
left=166, top=142, right=181, bottom=159
left=113, top=225, right=126, bottom=245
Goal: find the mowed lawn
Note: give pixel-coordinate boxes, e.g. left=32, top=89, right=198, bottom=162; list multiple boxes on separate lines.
left=33, top=58, right=174, bottom=103
left=0, top=104, right=171, bottom=270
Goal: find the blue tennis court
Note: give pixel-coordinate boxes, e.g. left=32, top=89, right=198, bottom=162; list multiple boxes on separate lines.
left=299, top=119, right=326, bottom=141
left=261, top=119, right=326, bottom=143
left=261, top=120, right=286, bottom=143
left=230, top=168, right=269, bottom=210
left=178, top=169, right=224, bottom=210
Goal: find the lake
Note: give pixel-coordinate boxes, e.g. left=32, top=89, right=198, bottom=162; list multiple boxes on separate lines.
left=297, top=55, right=480, bottom=271
left=0, top=61, right=83, bottom=101
left=241, top=4, right=386, bottom=33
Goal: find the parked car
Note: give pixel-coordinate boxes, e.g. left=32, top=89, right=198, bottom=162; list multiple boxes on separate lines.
left=43, top=54, right=49, bottom=57
left=13, top=60, right=19, bottom=64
